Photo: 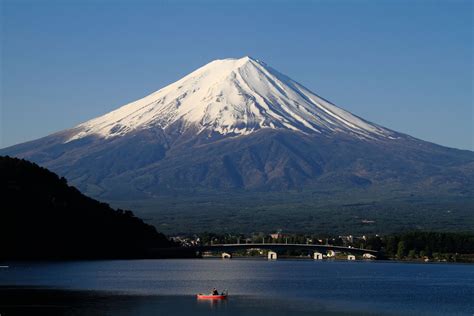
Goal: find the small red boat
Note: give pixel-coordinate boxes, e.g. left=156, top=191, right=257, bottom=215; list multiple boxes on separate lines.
left=197, top=290, right=228, bottom=300
left=197, top=294, right=227, bottom=299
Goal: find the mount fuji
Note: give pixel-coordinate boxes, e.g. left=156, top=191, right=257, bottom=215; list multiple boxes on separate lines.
left=2, top=57, right=473, bottom=232
left=64, top=56, right=393, bottom=141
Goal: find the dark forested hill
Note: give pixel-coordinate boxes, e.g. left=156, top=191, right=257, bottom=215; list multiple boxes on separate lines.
left=0, top=156, right=173, bottom=260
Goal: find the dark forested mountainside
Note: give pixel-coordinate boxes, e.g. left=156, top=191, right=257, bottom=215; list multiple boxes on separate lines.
left=0, top=156, right=173, bottom=260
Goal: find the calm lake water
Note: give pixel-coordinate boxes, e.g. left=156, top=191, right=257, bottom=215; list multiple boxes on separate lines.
left=0, top=259, right=473, bottom=315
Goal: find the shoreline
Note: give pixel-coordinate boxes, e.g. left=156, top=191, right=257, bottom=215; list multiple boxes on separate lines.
left=1, top=256, right=473, bottom=265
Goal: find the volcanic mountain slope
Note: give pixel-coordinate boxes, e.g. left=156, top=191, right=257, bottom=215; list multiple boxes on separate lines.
left=2, top=56, right=473, bottom=204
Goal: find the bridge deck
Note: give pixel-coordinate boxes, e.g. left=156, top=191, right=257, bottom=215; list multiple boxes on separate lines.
left=197, top=243, right=378, bottom=255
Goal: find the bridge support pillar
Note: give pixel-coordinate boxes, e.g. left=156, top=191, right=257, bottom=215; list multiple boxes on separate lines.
left=268, top=251, right=278, bottom=260
left=313, top=252, right=323, bottom=260
left=363, top=253, right=377, bottom=260
left=347, top=255, right=356, bottom=261
left=222, top=252, right=232, bottom=259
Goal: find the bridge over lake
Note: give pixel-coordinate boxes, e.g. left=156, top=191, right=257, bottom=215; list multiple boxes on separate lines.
left=196, top=243, right=379, bottom=260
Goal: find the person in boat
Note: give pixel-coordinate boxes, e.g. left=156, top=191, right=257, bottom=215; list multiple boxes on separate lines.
left=211, top=288, right=219, bottom=295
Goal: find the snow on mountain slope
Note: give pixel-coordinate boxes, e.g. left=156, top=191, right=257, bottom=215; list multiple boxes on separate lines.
left=67, top=56, right=395, bottom=142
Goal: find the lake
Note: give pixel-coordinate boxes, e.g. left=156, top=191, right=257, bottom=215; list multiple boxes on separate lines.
left=0, top=259, right=472, bottom=315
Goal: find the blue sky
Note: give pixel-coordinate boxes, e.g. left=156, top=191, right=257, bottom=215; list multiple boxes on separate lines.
left=1, top=0, right=472, bottom=150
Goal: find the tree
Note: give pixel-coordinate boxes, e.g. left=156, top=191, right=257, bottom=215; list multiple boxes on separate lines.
left=397, top=241, right=407, bottom=259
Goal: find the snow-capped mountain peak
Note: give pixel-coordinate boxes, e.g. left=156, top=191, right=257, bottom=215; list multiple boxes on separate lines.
left=67, top=56, right=394, bottom=142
